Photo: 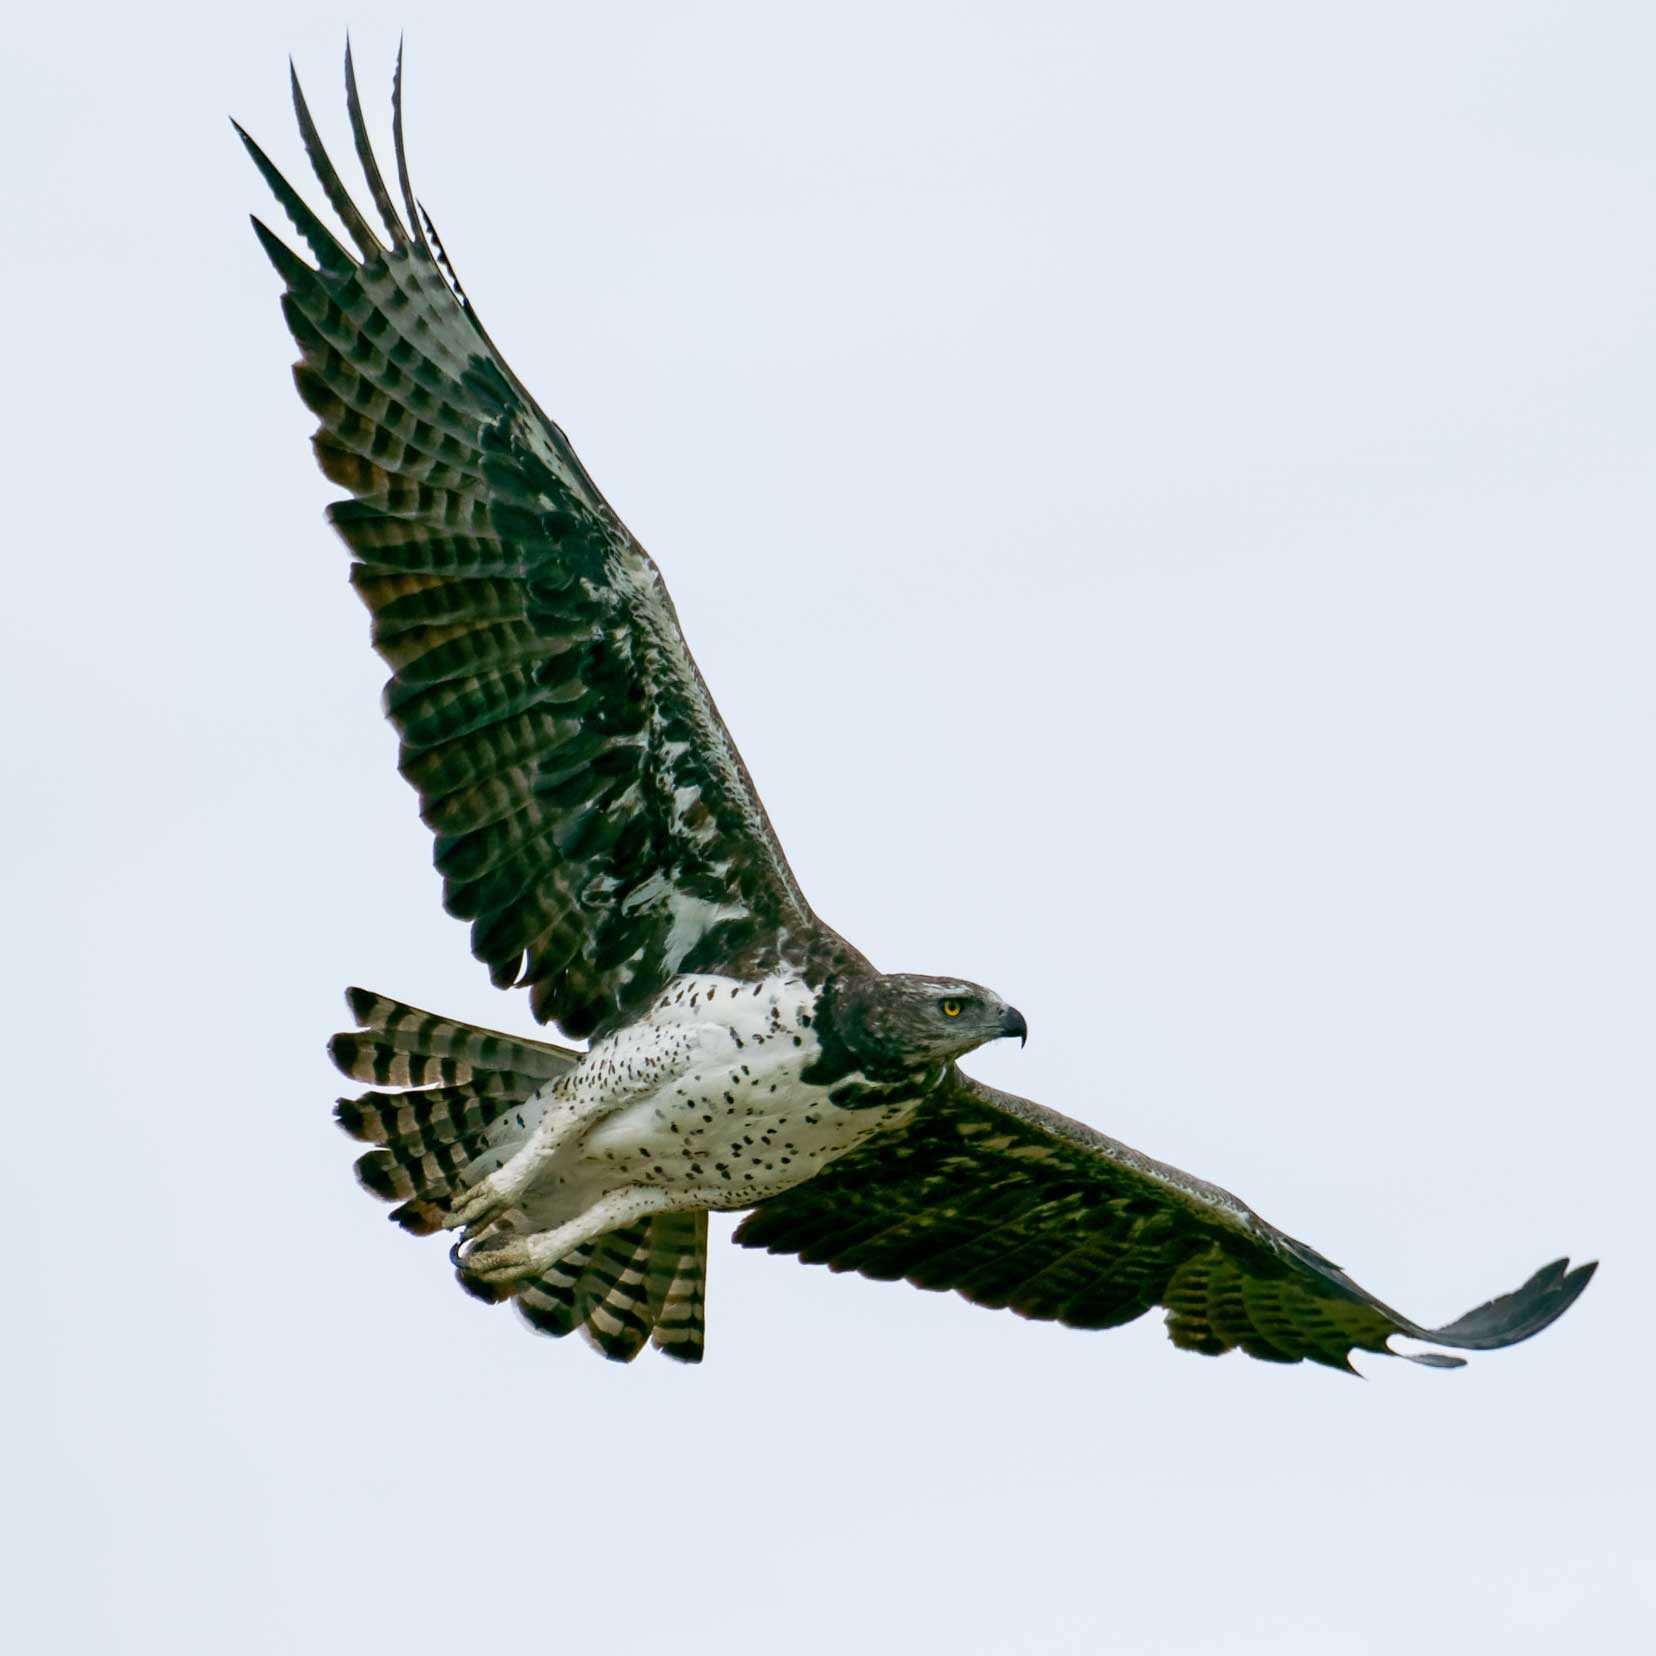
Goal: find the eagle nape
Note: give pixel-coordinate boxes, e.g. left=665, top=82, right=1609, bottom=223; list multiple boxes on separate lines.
left=250, top=46, right=1594, bottom=1370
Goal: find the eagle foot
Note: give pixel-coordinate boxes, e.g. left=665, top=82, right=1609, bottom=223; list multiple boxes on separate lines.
left=444, top=1167, right=530, bottom=1235
left=454, top=1233, right=541, bottom=1286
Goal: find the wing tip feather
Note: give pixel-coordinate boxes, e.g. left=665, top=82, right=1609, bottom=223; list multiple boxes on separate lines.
left=1422, top=1255, right=1597, bottom=1353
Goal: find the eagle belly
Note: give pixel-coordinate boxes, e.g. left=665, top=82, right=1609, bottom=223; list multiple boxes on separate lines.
left=517, top=974, right=916, bottom=1228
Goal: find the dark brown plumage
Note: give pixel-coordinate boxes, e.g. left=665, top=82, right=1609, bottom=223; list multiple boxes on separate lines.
left=736, top=1075, right=1594, bottom=1369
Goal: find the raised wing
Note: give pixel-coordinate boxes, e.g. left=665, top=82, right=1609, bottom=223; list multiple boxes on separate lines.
left=735, top=1072, right=1595, bottom=1369
left=239, top=49, right=858, bottom=1039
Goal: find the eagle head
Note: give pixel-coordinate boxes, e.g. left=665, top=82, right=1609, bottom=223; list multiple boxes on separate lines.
left=826, top=972, right=1028, bottom=1073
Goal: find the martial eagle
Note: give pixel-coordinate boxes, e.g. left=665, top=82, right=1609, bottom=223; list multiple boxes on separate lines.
left=239, top=48, right=1594, bottom=1369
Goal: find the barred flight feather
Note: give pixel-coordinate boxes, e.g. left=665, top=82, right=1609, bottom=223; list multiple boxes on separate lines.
left=241, top=48, right=861, bottom=1044
left=736, top=1073, right=1597, bottom=1371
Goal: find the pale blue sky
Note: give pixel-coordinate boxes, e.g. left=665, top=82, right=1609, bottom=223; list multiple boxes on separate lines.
left=4, top=4, right=1651, bottom=1652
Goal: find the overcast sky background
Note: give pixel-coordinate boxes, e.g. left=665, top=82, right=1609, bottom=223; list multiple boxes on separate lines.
left=4, top=3, right=1651, bottom=1651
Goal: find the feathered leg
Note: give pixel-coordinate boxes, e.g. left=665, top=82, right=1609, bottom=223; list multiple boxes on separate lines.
left=455, top=1186, right=679, bottom=1289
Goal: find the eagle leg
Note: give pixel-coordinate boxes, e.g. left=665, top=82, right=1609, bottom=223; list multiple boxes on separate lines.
left=443, top=1095, right=594, bottom=1235
left=455, top=1185, right=679, bottom=1290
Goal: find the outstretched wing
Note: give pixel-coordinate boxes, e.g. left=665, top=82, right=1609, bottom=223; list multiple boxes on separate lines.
left=239, top=49, right=859, bottom=1041
left=735, top=1072, right=1594, bottom=1369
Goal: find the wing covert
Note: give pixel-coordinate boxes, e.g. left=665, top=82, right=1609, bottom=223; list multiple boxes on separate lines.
left=735, top=1072, right=1595, bottom=1370
left=241, top=49, right=856, bottom=1040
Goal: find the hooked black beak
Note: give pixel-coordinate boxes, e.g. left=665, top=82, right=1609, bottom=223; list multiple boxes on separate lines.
left=999, top=1005, right=1028, bottom=1047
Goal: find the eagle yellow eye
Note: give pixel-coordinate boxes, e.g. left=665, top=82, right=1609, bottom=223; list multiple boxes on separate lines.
left=942, top=999, right=962, bottom=1018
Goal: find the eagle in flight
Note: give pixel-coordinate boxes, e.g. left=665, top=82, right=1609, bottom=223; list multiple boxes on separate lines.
left=239, top=48, right=1594, bottom=1369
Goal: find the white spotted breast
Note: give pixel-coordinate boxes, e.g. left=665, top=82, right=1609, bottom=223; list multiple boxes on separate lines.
left=572, top=972, right=916, bottom=1208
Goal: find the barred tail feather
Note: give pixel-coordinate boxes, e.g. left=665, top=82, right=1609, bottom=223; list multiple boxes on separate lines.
left=515, top=1213, right=708, bottom=1365
left=331, top=986, right=576, bottom=1083
left=650, top=1210, right=708, bottom=1364
left=330, top=986, right=579, bottom=1233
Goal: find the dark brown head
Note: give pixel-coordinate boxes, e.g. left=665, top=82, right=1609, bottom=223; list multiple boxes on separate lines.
left=812, top=972, right=1027, bottom=1085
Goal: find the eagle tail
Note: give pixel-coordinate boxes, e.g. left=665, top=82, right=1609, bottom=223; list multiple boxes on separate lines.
left=329, top=987, right=708, bottom=1360
left=329, top=986, right=578, bottom=1234
left=517, top=1211, right=708, bottom=1364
